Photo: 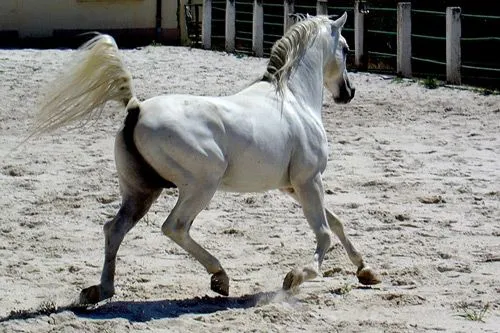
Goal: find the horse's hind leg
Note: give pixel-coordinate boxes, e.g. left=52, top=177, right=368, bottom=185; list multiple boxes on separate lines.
left=79, top=186, right=162, bottom=304
left=79, top=130, right=163, bottom=304
left=161, top=183, right=229, bottom=296
left=325, top=209, right=381, bottom=285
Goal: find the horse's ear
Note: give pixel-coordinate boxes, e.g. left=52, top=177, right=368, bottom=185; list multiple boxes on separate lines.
left=332, top=12, right=347, bottom=29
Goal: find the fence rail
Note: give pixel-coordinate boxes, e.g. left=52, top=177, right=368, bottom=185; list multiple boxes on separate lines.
left=202, top=0, right=499, bottom=87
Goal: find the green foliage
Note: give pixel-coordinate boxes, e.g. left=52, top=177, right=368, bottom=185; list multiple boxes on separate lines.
left=421, top=77, right=439, bottom=89
left=391, top=76, right=404, bottom=84
left=234, top=52, right=248, bottom=59
left=455, top=302, right=490, bottom=322
left=473, top=87, right=499, bottom=96
left=150, top=40, right=163, bottom=47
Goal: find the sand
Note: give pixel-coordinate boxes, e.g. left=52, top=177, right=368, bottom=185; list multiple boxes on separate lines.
left=0, top=45, right=499, bottom=332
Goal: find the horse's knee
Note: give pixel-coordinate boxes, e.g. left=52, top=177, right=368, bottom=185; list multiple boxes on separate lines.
left=161, top=221, right=173, bottom=237
left=103, top=210, right=128, bottom=236
left=161, top=219, right=189, bottom=241
left=103, top=217, right=118, bottom=239
left=317, top=228, right=332, bottom=249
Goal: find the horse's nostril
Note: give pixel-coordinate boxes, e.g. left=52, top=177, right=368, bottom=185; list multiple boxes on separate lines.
left=351, top=87, right=356, bottom=98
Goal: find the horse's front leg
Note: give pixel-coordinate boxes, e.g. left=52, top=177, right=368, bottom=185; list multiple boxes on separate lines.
left=282, top=175, right=332, bottom=291
left=281, top=187, right=381, bottom=286
left=325, top=209, right=381, bottom=285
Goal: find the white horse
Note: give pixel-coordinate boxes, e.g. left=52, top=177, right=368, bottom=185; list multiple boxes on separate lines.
left=32, top=13, right=380, bottom=305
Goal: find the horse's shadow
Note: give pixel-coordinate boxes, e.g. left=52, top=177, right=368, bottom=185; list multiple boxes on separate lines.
left=0, top=290, right=294, bottom=323
left=72, top=290, right=289, bottom=322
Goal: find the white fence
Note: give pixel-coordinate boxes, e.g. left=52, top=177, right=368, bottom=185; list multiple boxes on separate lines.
left=201, top=0, right=464, bottom=84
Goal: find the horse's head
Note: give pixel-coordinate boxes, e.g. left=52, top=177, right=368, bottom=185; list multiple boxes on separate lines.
left=323, top=13, right=355, bottom=104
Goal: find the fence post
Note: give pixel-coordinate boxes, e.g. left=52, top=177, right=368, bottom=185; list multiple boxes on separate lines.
left=397, top=2, right=412, bottom=77
left=226, top=0, right=236, bottom=52
left=202, top=0, right=212, bottom=49
left=446, top=7, right=461, bottom=85
left=252, top=0, right=264, bottom=57
left=317, top=0, right=328, bottom=15
left=284, top=0, right=295, bottom=34
left=354, top=0, right=366, bottom=69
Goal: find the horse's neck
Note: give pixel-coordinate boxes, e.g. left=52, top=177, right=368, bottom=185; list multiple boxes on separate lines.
left=287, top=46, right=325, bottom=115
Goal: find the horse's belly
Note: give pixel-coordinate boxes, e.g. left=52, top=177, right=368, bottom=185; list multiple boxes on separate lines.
left=220, top=155, right=290, bottom=192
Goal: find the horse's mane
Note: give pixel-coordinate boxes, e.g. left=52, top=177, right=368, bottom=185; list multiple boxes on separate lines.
left=262, top=15, right=331, bottom=95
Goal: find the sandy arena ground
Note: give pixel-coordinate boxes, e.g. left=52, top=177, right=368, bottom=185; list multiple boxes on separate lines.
left=0, top=44, right=499, bottom=332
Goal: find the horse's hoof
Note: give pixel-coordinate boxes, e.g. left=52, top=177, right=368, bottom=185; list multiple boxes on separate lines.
left=282, top=268, right=304, bottom=291
left=356, top=266, right=381, bottom=285
left=211, top=270, right=229, bottom=296
left=79, top=285, right=101, bottom=305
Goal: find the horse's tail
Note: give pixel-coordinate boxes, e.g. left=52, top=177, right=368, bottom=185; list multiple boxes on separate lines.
left=31, top=34, right=135, bottom=137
